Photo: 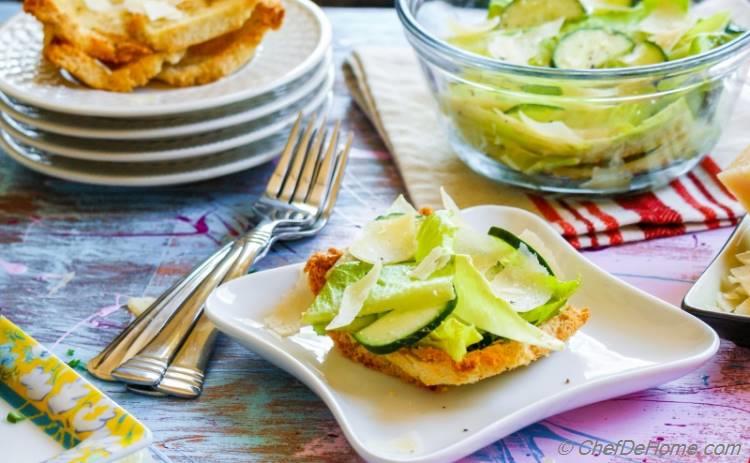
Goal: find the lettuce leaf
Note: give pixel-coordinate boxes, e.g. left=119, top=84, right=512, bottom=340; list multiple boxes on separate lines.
left=386, top=194, right=418, bottom=216
left=669, top=12, right=732, bottom=59
left=452, top=254, right=564, bottom=350
left=302, top=261, right=456, bottom=326
left=327, top=259, right=382, bottom=330
left=520, top=278, right=581, bottom=325
left=419, top=316, right=483, bottom=362
left=303, top=261, right=369, bottom=325
left=415, top=210, right=458, bottom=261
left=410, top=211, right=458, bottom=279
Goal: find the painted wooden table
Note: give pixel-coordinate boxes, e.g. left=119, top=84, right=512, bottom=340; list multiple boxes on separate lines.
left=0, top=5, right=748, bottom=463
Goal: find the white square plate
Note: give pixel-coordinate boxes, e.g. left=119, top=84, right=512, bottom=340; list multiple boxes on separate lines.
left=206, top=205, right=719, bottom=463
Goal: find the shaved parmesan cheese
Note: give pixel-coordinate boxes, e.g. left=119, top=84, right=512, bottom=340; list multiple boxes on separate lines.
left=410, top=246, right=452, bottom=280
left=737, top=250, right=750, bottom=265
left=725, top=287, right=745, bottom=300
left=449, top=16, right=499, bottom=37
left=717, top=245, right=750, bottom=317
left=518, top=112, right=583, bottom=145
left=440, top=187, right=514, bottom=272
left=489, top=244, right=552, bottom=312
left=730, top=265, right=750, bottom=294
left=326, top=260, right=382, bottom=330
left=718, top=146, right=750, bottom=212
left=735, top=298, right=750, bottom=316
left=488, top=19, right=563, bottom=65
left=440, top=187, right=462, bottom=219
left=349, top=214, right=417, bottom=264
left=519, top=229, right=562, bottom=277
left=639, top=13, right=694, bottom=52
left=127, top=296, right=156, bottom=316
left=387, top=195, right=418, bottom=216
left=454, top=226, right=513, bottom=272
left=581, top=166, right=633, bottom=190
left=717, top=294, right=735, bottom=312
left=265, top=269, right=314, bottom=336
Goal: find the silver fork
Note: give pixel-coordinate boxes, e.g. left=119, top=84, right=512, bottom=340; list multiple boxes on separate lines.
left=86, top=114, right=351, bottom=394
left=134, top=143, right=350, bottom=398
left=111, top=115, right=351, bottom=388
left=127, top=209, right=341, bottom=398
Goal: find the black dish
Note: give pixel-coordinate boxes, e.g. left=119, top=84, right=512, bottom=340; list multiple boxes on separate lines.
left=682, top=216, right=750, bottom=348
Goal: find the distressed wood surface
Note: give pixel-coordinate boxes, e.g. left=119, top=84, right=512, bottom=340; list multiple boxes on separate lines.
left=0, top=5, right=748, bottom=463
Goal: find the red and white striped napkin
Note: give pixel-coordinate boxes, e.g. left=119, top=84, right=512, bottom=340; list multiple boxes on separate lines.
left=526, top=157, right=742, bottom=248
left=344, top=47, right=748, bottom=249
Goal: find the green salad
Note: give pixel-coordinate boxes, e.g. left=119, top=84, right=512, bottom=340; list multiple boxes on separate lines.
left=301, top=190, right=581, bottom=361
left=442, top=0, right=745, bottom=187
left=451, top=0, right=743, bottom=69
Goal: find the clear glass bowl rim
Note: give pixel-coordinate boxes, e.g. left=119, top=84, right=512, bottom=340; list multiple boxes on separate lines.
left=396, top=0, right=750, bottom=80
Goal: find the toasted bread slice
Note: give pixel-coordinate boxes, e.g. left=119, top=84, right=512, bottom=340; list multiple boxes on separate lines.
left=129, top=0, right=265, bottom=53
left=25, top=0, right=154, bottom=63
left=24, top=0, right=266, bottom=63
left=43, top=37, right=183, bottom=92
left=155, top=0, right=283, bottom=87
left=329, top=307, right=589, bottom=389
left=304, top=248, right=590, bottom=389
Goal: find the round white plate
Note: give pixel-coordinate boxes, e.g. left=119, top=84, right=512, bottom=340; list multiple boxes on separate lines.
left=0, top=0, right=331, bottom=118
left=0, top=129, right=287, bottom=187
left=0, top=53, right=332, bottom=140
left=0, top=78, right=333, bottom=162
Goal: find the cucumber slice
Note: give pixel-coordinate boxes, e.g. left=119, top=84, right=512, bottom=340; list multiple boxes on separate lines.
left=553, top=28, right=635, bottom=69
left=342, top=314, right=379, bottom=333
left=468, top=331, right=506, bottom=351
left=487, top=227, right=554, bottom=275
left=590, top=0, right=634, bottom=8
left=500, top=0, right=585, bottom=29
left=603, top=41, right=666, bottom=67
left=353, top=299, right=457, bottom=354
left=507, top=104, right=566, bottom=123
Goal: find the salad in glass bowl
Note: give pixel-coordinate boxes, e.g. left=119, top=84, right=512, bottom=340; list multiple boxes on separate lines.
left=397, top=0, right=750, bottom=194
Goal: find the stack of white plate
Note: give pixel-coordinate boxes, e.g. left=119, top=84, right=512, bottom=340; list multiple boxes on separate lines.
left=0, top=0, right=332, bottom=187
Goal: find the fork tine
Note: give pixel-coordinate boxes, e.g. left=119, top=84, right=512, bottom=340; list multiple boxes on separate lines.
left=292, top=114, right=328, bottom=205
left=278, top=113, right=318, bottom=203
left=306, top=121, right=341, bottom=210
left=265, top=113, right=303, bottom=198
left=319, top=132, right=353, bottom=219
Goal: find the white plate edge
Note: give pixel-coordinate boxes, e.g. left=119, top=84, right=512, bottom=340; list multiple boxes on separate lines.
left=0, top=52, right=333, bottom=140
left=0, top=71, right=334, bottom=162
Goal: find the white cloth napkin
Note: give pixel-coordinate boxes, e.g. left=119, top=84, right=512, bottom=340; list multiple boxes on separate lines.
left=344, top=47, right=749, bottom=248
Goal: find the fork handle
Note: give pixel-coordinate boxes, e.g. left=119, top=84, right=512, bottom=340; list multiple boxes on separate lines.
left=112, top=222, right=278, bottom=387
left=154, top=312, right=217, bottom=398
left=87, top=242, right=234, bottom=381
left=153, top=225, right=279, bottom=398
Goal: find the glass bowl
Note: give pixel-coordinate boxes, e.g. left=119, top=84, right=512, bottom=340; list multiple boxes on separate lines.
left=396, top=0, right=750, bottom=194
